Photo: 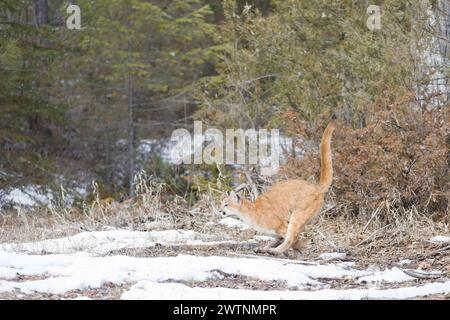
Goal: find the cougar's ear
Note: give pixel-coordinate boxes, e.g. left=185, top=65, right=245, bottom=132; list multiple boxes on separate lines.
left=229, top=191, right=241, bottom=204
left=225, top=190, right=230, bottom=196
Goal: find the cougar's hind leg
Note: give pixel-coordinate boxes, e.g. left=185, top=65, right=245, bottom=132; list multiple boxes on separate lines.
left=267, top=206, right=318, bottom=256
left=265, top=221, right=305, bottom=255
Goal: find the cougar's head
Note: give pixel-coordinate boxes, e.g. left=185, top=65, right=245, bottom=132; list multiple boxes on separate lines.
left=218, top=191, right=242, bottom=217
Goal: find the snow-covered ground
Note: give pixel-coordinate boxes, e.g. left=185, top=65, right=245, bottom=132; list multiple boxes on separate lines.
left=0, top=184, right=89, bottom=210
left=0, top=229, right=224, bottom=255
left=0, top=185, right=54, bottom=209
left=219, top=217, right=250, bottom=230
left=1, top=227, right=449, bottom=300
left=122, top=280, right=450, bottom=300
left=430, top=236, right=450, bottom=244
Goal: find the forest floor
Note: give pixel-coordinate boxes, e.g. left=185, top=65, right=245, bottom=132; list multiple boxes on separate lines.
left=0, top=206, right=449, bottom=300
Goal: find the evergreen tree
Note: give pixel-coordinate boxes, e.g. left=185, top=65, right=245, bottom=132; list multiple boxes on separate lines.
left=61, top=0, right=217, bottom=194
left=0, top=0, right=67, bottom=184
left=197, top=0, right=447, bottom=129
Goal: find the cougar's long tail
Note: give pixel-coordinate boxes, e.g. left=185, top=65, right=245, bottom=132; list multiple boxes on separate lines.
left=318, top=120, right=336, bottom=193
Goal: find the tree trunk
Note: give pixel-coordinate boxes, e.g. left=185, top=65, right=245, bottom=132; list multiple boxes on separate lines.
left=31, top=0, right=51, bottom=137
left=127, top=10, right=136, bottom=199
left=33, top=0, right=49, bottom=27
left=127, top=72, right=135, bottom=199
left=438, top=0, right=449, bottom=104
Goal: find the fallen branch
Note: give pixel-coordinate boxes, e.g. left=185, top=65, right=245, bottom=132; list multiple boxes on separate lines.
left=415, top=244, right=450, bottom=261
left=401, top=269, right=442, bottom=280
left=226, top=252, right=318, bottom=266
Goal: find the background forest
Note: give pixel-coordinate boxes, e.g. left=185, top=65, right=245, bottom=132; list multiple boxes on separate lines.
left=0, top=0, right=448, bottom=221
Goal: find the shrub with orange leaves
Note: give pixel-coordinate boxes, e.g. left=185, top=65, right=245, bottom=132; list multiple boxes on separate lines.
left=279, top=94, right=449, bottom=221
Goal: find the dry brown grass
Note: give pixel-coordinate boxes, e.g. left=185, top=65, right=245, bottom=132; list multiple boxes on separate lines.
left=0, top=173, right=241, bottom=244
left=0, top=172, right=448, bottom=274
left=305, top=205, right=449, bottom=263
left=0, top=174, right=188, bottom=243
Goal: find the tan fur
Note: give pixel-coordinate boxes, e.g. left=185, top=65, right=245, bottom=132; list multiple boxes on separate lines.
left=219, top=121, right=336, bottom=255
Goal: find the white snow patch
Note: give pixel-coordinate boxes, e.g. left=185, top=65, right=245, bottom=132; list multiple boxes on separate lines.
left=0, top=229, right=204, bottom=255
left=121, top=280, right=450, bottom=300
left=0, top=185, right=54, bottom=209
left=219, top=217, right=250, bottom=230
left=357, top=267, right=414, bottom=284
left=430, top=236, right=450, bottom=243
left=0, top=252, right=367, bottom=294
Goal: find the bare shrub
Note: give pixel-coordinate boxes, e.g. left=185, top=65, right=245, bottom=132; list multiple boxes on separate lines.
left=0, top=172, right=176, bottom=242
left=280, top=91, right=449, bottom=222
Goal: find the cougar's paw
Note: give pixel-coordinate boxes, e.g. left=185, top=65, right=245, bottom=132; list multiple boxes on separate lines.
left=254, top=246, right=270, bottom=254
left=266, top=248, right=288, bottom=257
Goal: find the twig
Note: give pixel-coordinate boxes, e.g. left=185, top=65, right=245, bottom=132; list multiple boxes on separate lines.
left=233, top=183, right=249, bottom=194
left=401, top=269, right=442, bottom=280
left=415, top=244, right=450, bottom=261
left=363, top=202, right=384, bottom=232
left=243, top=170, right=259, bottom=201
left=434, top=244, right=450, bottom=254
left=318, top=204, right=338, bottom=216
left=317, top=230, right=338, bottom=250
left=241, top=73, right=279, bottom=84
left=355, top=224, right=391, bottom=247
